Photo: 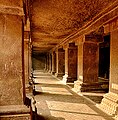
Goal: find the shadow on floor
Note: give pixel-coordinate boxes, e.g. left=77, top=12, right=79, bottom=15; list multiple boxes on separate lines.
left=83, top=95, right=103, bottom=103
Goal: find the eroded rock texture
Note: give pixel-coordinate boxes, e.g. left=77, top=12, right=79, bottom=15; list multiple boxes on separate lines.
left=31, top=0, right=116, bottom=52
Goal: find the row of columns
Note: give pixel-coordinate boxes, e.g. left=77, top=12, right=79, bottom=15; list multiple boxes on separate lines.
left=45, top=20, right=118, bottom=117
left=45, top=36, right=102, bottom=91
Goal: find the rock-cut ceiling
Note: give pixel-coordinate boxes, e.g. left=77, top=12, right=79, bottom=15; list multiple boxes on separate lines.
left=31, top=0, right=116, bottom=53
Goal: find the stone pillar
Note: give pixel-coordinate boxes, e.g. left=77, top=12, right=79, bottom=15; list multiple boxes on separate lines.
left=46, top=53, right=50, bottom=72
left=74, top=34, right=102, bottom=92
left=51, top=51, right=56, bottom=75
left=48, top=53, right=52, bottom=73
left=24, top=33, right=30, bottom=85
left=55, top=48, right=65, bottom=77
left=63, top=43, right=77, bottom=83
left=28, top=41, right=32, bottom=81
left=45, top=53, right=48, bottom=71
left=24, top=18, right=31, bottom=86
left=98, top=18, right=118, bottom=118
left=0, top=1, right=31, bottom=119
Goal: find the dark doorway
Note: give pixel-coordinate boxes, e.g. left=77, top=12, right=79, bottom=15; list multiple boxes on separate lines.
left=98, top=34, right=110, bottom=92
left=32, top=52, right=46, bottom=70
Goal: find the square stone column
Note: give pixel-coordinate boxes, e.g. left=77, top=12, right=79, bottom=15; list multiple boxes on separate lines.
left=24, top=35, right=30, bottom=85
left=98, top=18, right=118, bottom=118
left=51, top=51, right=56, bottom=75
left=74, top=35, right=101, bottom=92
left=55, top=48, right=65, bottom=77
left=28, top=41, right=33, bottom=82
left=62, top=43, right=77, bottom=83
left=48, top=53, right=52, bottom=73
left=45, top=53, right=49, bottom=72
left=0, top=2, right=31, bottom=119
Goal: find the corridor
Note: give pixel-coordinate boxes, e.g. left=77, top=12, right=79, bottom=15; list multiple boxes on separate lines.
left=33, top=70, right=114, bottom=120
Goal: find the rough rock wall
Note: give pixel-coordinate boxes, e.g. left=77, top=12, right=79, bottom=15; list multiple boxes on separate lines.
left=32, top=53, right=46, bottom=70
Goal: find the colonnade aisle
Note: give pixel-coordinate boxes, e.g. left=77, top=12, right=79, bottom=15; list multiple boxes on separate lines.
left=33, top=70, right=114, bottom=120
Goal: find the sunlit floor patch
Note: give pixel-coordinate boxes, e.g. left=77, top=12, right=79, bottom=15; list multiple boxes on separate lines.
left=33, top=71, right=114, bottom=120
left=41, top=87, right=72, bottom=95
left=46, top=101, right=97, bottom=115
left=49, top=110, right=107, bottom=120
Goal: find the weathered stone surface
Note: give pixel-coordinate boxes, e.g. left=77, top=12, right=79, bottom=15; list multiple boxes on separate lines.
left=55, top=49, right=65, bottom=77
left=63, top=44, right=77, bottom=83
left=24, top=41, right=29, bottom=85
left=32, top=53, right=46, bottom=70
left=0, top=105, right=30, bottom=115
left=74, top=41, right=100, bottom=92
left=83, top=42, right=99, bottom=83
left=98, top=19, right=118, bottom=118
left=0, top=14, right=23, bottom=105
left=0, top=105, right=31, bottom=120
left=68, top=47, right=77, bottom=79
left=110, top=28, right=118, bottom=93
left=0, top=116, right=30, bottom=120
left=31, top=0, right=117, bottom=52
left=51, top=51, right=56, bottom=74
left=0, top=0, right=21, bottom=7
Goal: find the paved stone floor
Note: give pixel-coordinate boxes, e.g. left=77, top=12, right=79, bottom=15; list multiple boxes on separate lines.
left=33, top=70, right=114, bottom=120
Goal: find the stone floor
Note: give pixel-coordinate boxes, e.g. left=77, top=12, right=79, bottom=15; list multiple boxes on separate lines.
left=33, top=70, right=115, bottom=120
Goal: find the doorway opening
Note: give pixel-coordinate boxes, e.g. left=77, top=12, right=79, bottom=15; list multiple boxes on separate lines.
left=99, top=34, right=110, bottom=92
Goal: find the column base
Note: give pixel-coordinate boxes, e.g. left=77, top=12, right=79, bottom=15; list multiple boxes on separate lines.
left=74, top=80, right=102, bottom=92
left=51, top=71, right=56, bottom=75
left=97, top=92, right=118, bottom=116
left=62, top=74, right=77, bottom=84
left=0, top=105, right=31, bottom=120
left=55, top=73, right=64, bottom=77
left=48, top=70, right=51, bottom=73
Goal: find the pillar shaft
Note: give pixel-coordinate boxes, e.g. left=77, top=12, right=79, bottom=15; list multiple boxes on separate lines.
left=51, top=51, right=56, bottom=74
left=63, top=44, right=77, bottom=83
left=0, top=2, right=31, bottom=118
left=0, top=15, right=23, bottom=105
left=49, top=53, right=52, bottom=73
left=24, top=38, right=29, bottom=85
left=55, top=49, right=65, bottom=77
left=98, top=18, right=118, bottom=118
left=28, top=42, right=32, bottom=80
left=74, top=41, right=100, bottom=92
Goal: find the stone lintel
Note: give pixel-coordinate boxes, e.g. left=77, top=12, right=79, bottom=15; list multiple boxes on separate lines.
left=55, top=48, right=64, bottom=53
left=63, top=44, right=69, bottom=50
left=104, top=17, right=118, bottom=34
left=85, top=27, right=104, bottom=43
left=63, top=42, right=77, bottom=49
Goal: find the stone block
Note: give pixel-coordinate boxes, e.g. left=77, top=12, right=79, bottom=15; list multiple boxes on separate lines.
left=0, top=105, right=31, bottom=120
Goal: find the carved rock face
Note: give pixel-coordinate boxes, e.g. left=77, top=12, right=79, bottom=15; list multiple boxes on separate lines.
left=31, top=0, right=116, bottom=52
